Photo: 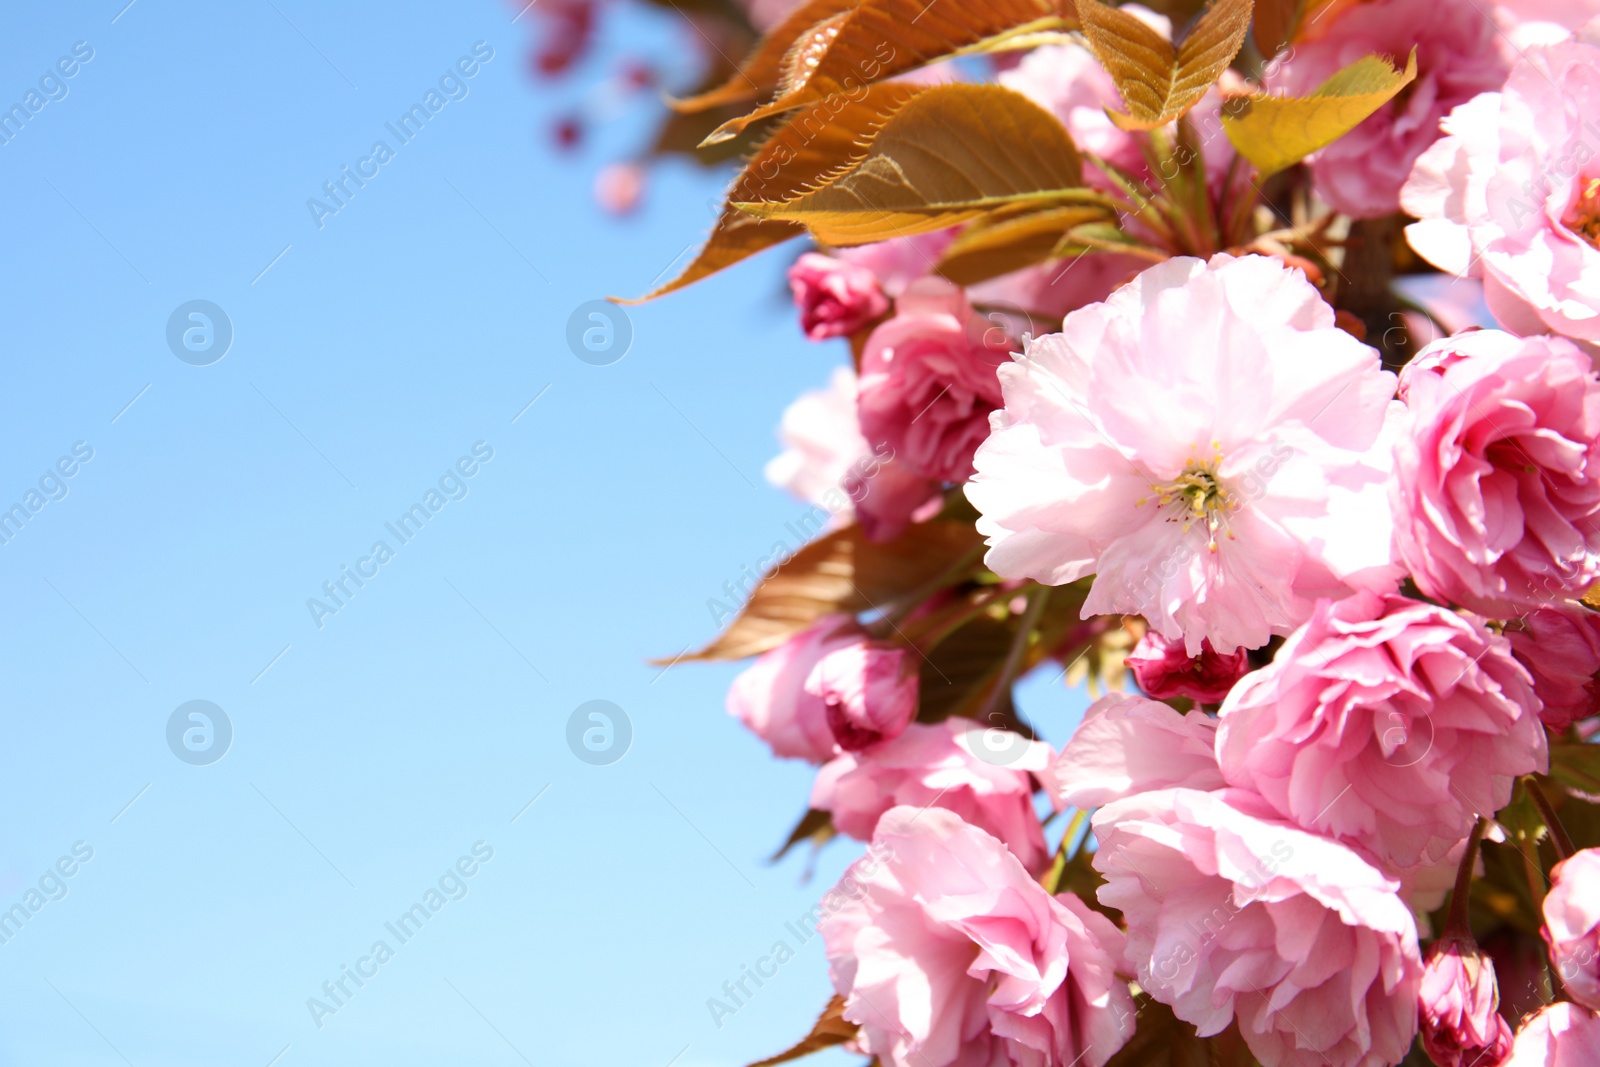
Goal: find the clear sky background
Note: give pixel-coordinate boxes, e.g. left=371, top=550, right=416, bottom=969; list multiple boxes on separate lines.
left=0, top=3, right=1091, bottom=1065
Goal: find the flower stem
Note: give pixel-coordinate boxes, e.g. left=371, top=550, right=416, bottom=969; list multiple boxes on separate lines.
left=1445, top=816, right=1489, bottom=938
left=976, top=585, right=1051, bottom=725
left=1525, top=777, right=1576, bottom=861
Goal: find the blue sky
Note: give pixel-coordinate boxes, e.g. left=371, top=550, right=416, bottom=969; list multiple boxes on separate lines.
left=0, top=3, right=1091, bottom=1065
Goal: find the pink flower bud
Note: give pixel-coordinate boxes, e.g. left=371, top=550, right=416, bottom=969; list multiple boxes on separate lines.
left=1543, top=848, right=1600, bottom=1012
left=787, top=253, right=889, bottom=342
left=1126, top=629, right=1249, bottom=704
left=805, top=642, right=918, bottom=751
left=1419, top=937, right=1515, bottom=1067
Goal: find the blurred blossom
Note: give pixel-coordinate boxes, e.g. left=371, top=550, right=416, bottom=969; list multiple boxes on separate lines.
left=857, top=277, right=1011, bottom=483
left=803, top=641, right=918, bottom=751
left=1505, top=1003, right=1600, bottom=1064
left=1271, top=0, right=1509, bottom=218
left=594, top=161, right=645, bottom=215
left=787, top=253, right=889, bottom=341
left=1507, top=606, right=1600, bottom=730
left=1543, top=848, right=1600, bottom=1011
left=726, top=616, right=857, bottom=763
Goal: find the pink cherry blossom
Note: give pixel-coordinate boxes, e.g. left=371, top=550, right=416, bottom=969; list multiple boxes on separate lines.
left=1506, top=1003, right=1600, bottom=1065
left=998, top=44, right=1145, bottom=181
left=810, top=718, right=1052, bottom=871
left=1402, top=39, right=1600, bottom=344
left=804, top=641, right=918, bottom=750
left=788, top=252, right=890, bottom=341
left=857, top=277, right=1013, bottom=483
left=1507, top=607, right=1600, bottom=730
left=1270, top=0, right=1509, bottom=218
left=1093, top=787, right=1423, bottom=1067
left=594, top=161, right=645, bottom=215
left=1543, top=847, right=1600, bottom=1011
left=1494, top=0, right=1600, bottom=47
left=966, top=254, right=1402, bottom=655
left=1215, top=592, right=1547, bottom=866
left=1045, top=692, right=1223, bottom=810
left=764, top=368, right=944, bottom=542
left=1418, top=936, right=1516, bottom=1067
left=821, top=805, right=1135, bottom=1067
left=726, top=616, right=855, bottom=762
left=838, top=230, right=957, bottom=298
left=1391, top=329, right=1600, bottom=617
left=1126, top=629, right=1250, bottom=703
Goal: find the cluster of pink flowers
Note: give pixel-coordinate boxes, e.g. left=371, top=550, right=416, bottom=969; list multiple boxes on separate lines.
left=661, top=2, right=1600, bottom=1066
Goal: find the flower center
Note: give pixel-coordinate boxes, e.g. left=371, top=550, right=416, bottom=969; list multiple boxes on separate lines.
left=1138, top=444, right=1237, bottom=552
left=1563, top=177, right=1600, bottom=251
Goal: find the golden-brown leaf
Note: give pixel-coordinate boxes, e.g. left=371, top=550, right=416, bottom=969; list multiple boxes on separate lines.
left=736, top=85, right=1104, bottom=247
left=673, top=520, right=983, bottom=662
left=1250, top=0, right=1303, bottom=58
left=621, top=82, right=924, bottom=302
left=1076, top=0, right=1254, bottom=131
left=671, top=0, right=861, bottom=114
left=747, top=996, right=858, bottom=1067
left=935, top=205, right=1117, bottom=285
left=702, top=0, right=1074, bottom=145
left=1221, top=49, right=1417, bottom=177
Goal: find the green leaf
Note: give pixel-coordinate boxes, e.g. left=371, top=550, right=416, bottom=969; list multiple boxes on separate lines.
left=1075, top=0, right=1255, bottom=131
left=736, top=85, right=1105, bottom=246
left=1549, top=742, right=1600, bottom=800
left=1220, top=49, right=1418, bottom=177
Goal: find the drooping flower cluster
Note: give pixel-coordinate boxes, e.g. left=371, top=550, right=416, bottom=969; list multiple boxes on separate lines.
left=627, top=1, right=1600, bottom=1064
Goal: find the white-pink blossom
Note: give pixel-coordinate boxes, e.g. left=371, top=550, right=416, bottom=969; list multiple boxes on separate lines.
left=966, top=254, right=1401, bottom=654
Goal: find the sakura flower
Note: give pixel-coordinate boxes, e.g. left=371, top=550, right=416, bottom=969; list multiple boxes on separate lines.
left=1094, top=787, right=1423, bottom=1067
left=1269, top=0, right=1509, bottom=218
left=1044, top=692, right=1223, bottom=810
left=1126, top=629, right=1250, bottom=703
left=1506, top=1003, right=1600, bottom=1064
left=726, top=616, right=856, bottom=762
left=821, top=805, right=1135, bottom=1067
left=1543, top=847, right=1600, bottom=1011
left=1419, top=936, right=1516, bottom=1067
left=1402, top=39, right=1600, bottom=344
left=803, top=641, right=918, bottom=751
left=764, top=368, right=944, bottom=542
left=858, top=277, right=1013, bottom=483
left=594, top=161, right=645, bottom=215
left=1507, top=606, right=1600, bottom=730
left=1391, top=329, right=1600, bottom=617
left=788, top=252, right=889, bottom=341
left=1494, top=0, right=1600, bottom=47
left=966, top=254, right=1402, bottom=655
left=998, top=44, right=1146, bottom=181
left=1215, top=592, right=1547, bottom=866
left=838, top=230, right=956, bottom=298
left=811, top=718, right=1052, bottom=871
